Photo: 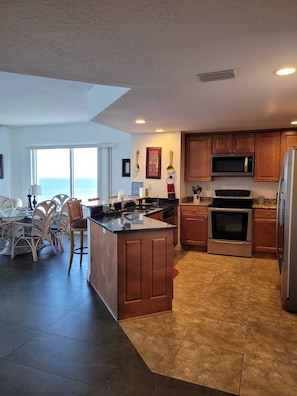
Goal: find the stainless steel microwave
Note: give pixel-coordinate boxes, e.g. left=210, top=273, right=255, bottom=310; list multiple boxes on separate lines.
left=211, top=153, right=254, bottom=177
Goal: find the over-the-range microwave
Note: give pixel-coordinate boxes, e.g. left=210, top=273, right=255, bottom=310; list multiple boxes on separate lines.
left=211, top=153, right=254, bottom=177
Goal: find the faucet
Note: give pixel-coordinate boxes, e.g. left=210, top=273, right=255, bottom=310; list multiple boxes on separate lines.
left=121, top=199, right=137, bottom=210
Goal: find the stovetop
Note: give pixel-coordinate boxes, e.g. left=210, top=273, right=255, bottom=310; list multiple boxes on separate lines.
left=211, top=189, right=253, bottom=208
left=214, top=189, right=251, bottom=198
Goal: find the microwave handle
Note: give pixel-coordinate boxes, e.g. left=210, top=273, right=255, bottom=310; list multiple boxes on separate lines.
left=244, top=156, right=248, bottom=173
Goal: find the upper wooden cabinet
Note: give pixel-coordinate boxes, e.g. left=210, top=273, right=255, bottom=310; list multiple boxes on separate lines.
left=280, top=131, right=297, bottom=170
left=185, top=135, right=212, bottom=181
left=254, top=132, right=280, bottom=182
left=184, top=130, right=297, bottom=183
left=212, top=133, right=255, bottom=154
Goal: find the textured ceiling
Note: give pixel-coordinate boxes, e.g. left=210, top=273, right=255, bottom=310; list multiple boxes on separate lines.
left=1, top=0, right=297, bottom=133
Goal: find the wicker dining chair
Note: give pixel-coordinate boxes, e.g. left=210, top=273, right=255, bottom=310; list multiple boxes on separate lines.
left=10, top=200, right=57, bottom=262
left=52, top=194, right=71, bottom=213
left=51, top=201, right=71, bottom=252
left=0, top=196, right=14, bottom=218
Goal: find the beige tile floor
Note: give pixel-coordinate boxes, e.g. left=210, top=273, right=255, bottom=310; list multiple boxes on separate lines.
left=120, top=250, right=297, bottom=395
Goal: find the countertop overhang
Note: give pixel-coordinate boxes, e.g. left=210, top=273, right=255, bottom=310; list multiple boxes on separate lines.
left=90, top=213, right=176, bottom=233
left=89, top=198, right=178, bottom=233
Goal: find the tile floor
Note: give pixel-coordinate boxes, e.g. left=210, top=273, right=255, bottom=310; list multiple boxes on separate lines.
left=0, top=241, right=231, bottom=396
left=120, top=250, right=297, bottom=395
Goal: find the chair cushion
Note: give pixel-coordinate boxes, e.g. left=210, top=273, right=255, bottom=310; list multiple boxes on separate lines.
left=70, top=218, right=87, bottom=229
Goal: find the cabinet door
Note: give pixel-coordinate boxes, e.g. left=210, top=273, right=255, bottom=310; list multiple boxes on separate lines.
left=185, top=135, right=212, bottom=181
left=118, top=230, right=173, bottom=320
left=232, top=133, right=255, bottom=153
left=253, top=209, right=276, bottom=253
left=254, top=132, right=280, bottom=181
left=148, top=209, right=178, bottom=246
left=212, top=134, right=232, bottom=153
left=212, top=133, right=254, bottom=153
left=180, top=206, right=208, bottom=246
left=280, top=131, right=297, bottom=170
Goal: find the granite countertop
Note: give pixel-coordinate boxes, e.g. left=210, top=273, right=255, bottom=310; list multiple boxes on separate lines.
left=252, top=203, right=277, bottom=209
left=90, top=211, right=176, bottom=233
left=181, top=197, right=277, bottom=209
left=180, top=201, right=211, bottom=207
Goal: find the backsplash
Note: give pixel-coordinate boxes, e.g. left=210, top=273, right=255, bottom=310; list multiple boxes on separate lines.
left=185, top=178, right=278, bottom=199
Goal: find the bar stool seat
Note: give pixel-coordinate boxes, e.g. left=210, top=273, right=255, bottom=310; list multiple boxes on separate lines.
left=67, top=199, right=87, bottom=273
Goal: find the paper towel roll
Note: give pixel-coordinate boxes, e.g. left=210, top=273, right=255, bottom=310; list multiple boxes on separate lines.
left=139, top=187, right=145, bottom=198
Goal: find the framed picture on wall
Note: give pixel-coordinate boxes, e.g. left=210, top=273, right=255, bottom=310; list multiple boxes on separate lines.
left=122, top=158, right=131, bottom=177
left=146, top=147, right=161, bottom=179
left=0, top=154, right=3, bottom=179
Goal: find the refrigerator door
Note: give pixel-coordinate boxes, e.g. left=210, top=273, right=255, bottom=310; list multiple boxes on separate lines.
left=280, top=147, right=297, bottom=312
left=276, top=173, right=284, bottom=274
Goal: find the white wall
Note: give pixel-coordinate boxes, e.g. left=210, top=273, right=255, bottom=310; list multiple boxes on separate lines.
left=5, top=122, right=131, bottom=204
left=130, top=132, right=182, bottom=198
left=0, top=126, right=12, bottom=196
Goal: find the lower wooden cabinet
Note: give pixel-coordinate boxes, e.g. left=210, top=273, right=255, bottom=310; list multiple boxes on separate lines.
left=180, top=205, right=208, bottom=247
left=253, top=208, right=276, bottom=253
left=89, top=219, right=173, bottom=320
left=148, top=207, right=178, bottom=246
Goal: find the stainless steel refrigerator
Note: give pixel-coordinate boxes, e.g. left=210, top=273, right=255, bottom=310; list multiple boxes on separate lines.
left=277, top=146, right=297, bottom=312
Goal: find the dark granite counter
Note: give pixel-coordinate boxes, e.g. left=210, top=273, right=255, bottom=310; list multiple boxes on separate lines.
left=90, top=210, right=176, bottom=233
left=88, top=197, right=178, bottom=233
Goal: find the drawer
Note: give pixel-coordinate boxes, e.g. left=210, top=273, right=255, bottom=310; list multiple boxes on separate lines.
left=253, top=209, right=276, bottom=219
left=180, top=205, right=208, bottom=215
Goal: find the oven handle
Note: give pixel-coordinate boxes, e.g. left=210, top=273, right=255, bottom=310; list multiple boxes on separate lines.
left=208, top=207, right=252, bottom=213
left=244, top=156, right=248, bottom=173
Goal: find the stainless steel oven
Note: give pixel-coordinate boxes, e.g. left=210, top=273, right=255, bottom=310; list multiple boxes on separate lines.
left=207, top=189, right=253, bottom=257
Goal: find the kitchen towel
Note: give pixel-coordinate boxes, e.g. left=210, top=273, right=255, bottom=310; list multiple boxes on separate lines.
left=167, top=176, right=175, bottom=200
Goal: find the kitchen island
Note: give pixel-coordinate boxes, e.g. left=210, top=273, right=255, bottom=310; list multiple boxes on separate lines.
left=88, top=210, right=175, bottom=321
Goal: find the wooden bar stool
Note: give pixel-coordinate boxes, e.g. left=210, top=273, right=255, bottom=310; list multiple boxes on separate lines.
left=67, top=199, right=87, bottom=273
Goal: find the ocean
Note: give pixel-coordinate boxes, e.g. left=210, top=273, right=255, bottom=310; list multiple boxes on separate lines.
left=39, top=178, right=97, bottom=202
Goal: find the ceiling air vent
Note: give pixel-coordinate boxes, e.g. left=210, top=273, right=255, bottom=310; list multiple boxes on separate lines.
left=197, top=69, right=236, bottom=82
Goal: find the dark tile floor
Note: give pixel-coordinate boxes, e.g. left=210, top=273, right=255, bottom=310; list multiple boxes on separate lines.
left=0, top=241, right=232, bottom=396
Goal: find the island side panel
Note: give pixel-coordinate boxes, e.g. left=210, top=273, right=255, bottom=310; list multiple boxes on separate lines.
left=89, top=220, right=118, bottom=319
left=118, top=229, right=173, bottom=320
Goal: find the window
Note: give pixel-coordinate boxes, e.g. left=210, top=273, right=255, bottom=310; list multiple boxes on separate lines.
left=30, top=146, right=112, bottom=202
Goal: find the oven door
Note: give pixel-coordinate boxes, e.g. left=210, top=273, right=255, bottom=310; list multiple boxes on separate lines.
left=208, top=207, right=252, bottom=241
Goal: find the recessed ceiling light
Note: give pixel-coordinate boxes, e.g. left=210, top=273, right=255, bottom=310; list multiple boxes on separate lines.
left=275, top=67, right=296, bottom=76
left=290, top=121, right=297, bottom=125
left=135, top=119, right=146, bottom=124
left=155, top=129, right=164, bottom=132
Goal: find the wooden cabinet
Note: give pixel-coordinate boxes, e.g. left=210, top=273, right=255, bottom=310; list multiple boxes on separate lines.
left=254, top=132, right=280, bottom=181
left=118, top=230, right=173, bottom=319
left=212, top=133, right=254, bottom=153
left=148, top=211, right=163, bottom=221
left=253, top=208, right=276, bottom=253
left=180, top=205, right=208, bottom=247
left=280, top=130, right=297, bottom=170
left=148, top=206, right=178, bottom=246
left=89, top=219, right=173, bottom=320
left=185, top=135, right=212, bottom=181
